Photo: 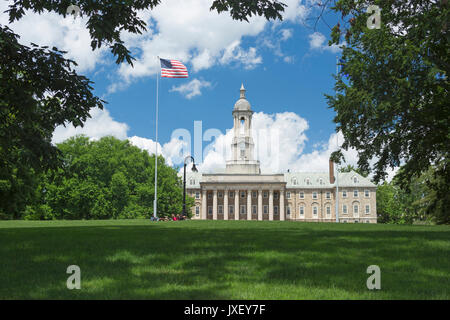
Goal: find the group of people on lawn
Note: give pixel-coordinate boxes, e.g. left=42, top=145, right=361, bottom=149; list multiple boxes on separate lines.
left=150, top=214, right=187, bottom=222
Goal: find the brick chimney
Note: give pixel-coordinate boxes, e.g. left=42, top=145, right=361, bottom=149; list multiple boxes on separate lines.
left=329, top=159, right=335, bottom=184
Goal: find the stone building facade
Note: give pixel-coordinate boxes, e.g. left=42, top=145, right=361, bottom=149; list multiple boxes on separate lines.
left=184, top=85, right=377, bottom=223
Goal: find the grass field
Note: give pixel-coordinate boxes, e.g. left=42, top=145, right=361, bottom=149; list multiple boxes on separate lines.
left=0, top=219, right=449, bottom=299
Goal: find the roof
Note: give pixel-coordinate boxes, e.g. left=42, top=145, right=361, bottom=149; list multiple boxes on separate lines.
left=284, top=171, right=376, bottom=188
left=184, top=170, right=376, bottom=189
left=234, top=83, right=252, bottom=111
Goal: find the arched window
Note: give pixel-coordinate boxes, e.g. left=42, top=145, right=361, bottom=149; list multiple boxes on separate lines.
left=305, top=178, right=311, bottom=185
left=292, top=178, right=298, bottom=185
left=353, top=176, right=358, bottom=184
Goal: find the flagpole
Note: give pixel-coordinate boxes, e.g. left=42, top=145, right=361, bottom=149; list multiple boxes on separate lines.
left=335, top=55, right=340, bottom=223
left=154, top=56, right=160, bottom=219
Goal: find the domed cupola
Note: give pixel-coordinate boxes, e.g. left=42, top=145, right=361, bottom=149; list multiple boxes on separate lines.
left=234, top=83, right=252, bottom=111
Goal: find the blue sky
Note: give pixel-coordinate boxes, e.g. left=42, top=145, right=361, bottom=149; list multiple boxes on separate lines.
left=2, top=0, right=369, bottom=174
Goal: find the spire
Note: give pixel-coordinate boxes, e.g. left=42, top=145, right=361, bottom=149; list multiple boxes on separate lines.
left=240, top=83, right=246, bottom=99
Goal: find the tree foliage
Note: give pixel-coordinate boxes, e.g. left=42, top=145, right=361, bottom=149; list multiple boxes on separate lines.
left=14, top=135, right=194, bottom=220
left=0, top=25, right=104, bottom=217
left=323, top=0, right=449, bottom=223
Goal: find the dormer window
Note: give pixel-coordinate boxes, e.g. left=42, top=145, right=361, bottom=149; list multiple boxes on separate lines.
left=353, top=176, right=358, bottom=184
left=319, top=178, right=323, bottom=185
left=305, top=178, right=311, bottom=185
left=292, top=178, right=298, bottom=185
left=190, top=179, right=195, bottom=185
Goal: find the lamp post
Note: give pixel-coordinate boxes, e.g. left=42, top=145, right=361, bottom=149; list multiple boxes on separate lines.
left=183, top=155, right=198, bottom=217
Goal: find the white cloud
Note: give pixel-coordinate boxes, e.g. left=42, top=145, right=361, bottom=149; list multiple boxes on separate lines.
left=128, top=136, right=189, bottom=167
left=219, top=41, right=262, bottom=69
left=117, top=0, right=268, bottom=83
left=308, top=31, right=343, bottom=53
left=170, top=79, right=212, bottom=99
left=52, top=108, right=129, bottom=144
left=280, top=28, right=293, bottom=41
left=0, top=2, right=107, bottom=72
left=282, top=0, right=310, bottom=23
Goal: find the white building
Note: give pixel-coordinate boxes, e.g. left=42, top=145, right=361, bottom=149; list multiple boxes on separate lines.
left=185, top=85, right=377, bottom=223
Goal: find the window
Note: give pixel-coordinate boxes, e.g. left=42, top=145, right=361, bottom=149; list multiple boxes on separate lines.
left=287, top=206, right=291, bottom=216
left=343, top=220, right=348, bottom=223
left=343, top=190, right=347, bottom=198
left=252, top=191, right=257, bottom=198
left=306, top=178, right=311, bottom=185
left=299, top=206, right=305, bottom=216
left=252, top=205, right=257, bottom=214
left=208, top=206, right=212, bottom=215
left=326, top=206, right=331, bottom=217
left=292, top=178, right=298, bottom=185
left=326, top=192, right=331, bottom=200
left=263, top=191, right=268, bottom=198
left=354, top=205, right=359, bottom=214
left=274, top=206, right=278, bottom=215
left=240, top=205, right=246, bottom=214
left=313, top=206, right=318, bottom=216
left=240, top=191, right=245, bottom=198
left=190, top=179, right=195, bottom=185
left=208, top=193, right=212, bottom=199
left=274, top=192, right=278, bottom=200
left=195, top=191, right=200, bottom=199
left=286, top=192, right=291, bottom=199
left=263, top=205, right=268, bottom=214
left=354, top=190, right=358, bottom=197
left=312, top=192, right=318, bottom=200
left=365, top=205, right=370, bottom=214
left=365, top=190, right=370, bottom=198
left=319, top=178, right=323, bottom=185
left=218, top=191, right=223, bottom=198
left=229, top=191, right=234, bottom=198
left=218, top=205, right=223, bottom=214
left=299, top=192, right=304, bottom=199
left=353, top=176, right=358, bottom=183
left=343, top=204, right=348, bottom=214
left=195, top=206, right=199, bottom=217
left=366, top=220, right=370, bottom=223
left=229, top=205, right=234, bottom=214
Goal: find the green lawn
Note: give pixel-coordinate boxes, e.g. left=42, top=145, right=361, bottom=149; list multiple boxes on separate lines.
left=0, top=219, right=449, bottom=299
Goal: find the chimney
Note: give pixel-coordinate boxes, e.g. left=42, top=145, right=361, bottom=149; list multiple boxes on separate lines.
left=329, top=159, right=335, bottom=184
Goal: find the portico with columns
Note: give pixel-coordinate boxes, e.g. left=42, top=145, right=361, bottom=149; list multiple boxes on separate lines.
left=184, top=84, right=377, bottom=223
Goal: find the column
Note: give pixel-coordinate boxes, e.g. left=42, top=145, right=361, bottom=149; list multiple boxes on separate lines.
left=201, top=189, right=207, bottom=220
left=213, top=189, right=218, bottom=220
left=224, top=189, right=229, bottom=220
left=269, top=189, right=274, bottom=221
left=247, top=189, right=252, bottom=221
left=280, top=190, right=285, bottom=221
left=258, top=189, right=263, bottom=221
left=234, top=189, right=239, bottom=220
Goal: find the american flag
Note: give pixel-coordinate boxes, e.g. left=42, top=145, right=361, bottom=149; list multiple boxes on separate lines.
left=160, top=58, right=188, bottom=78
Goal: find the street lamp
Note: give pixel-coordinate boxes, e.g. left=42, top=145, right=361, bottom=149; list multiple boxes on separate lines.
left=183, top=155, right=198, bottom=217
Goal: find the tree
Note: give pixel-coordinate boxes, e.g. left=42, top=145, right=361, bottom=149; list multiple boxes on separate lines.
left=322, top=0, right=449, bottom=223
left=338, top=164, right=369, bottom=177
left=0, top=26, right=104, bottom=218
left=28, top=135, right=193, bottom=220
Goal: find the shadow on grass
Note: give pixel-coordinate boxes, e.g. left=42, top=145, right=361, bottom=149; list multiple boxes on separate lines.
left=0, top=221, right=449, bottom=299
